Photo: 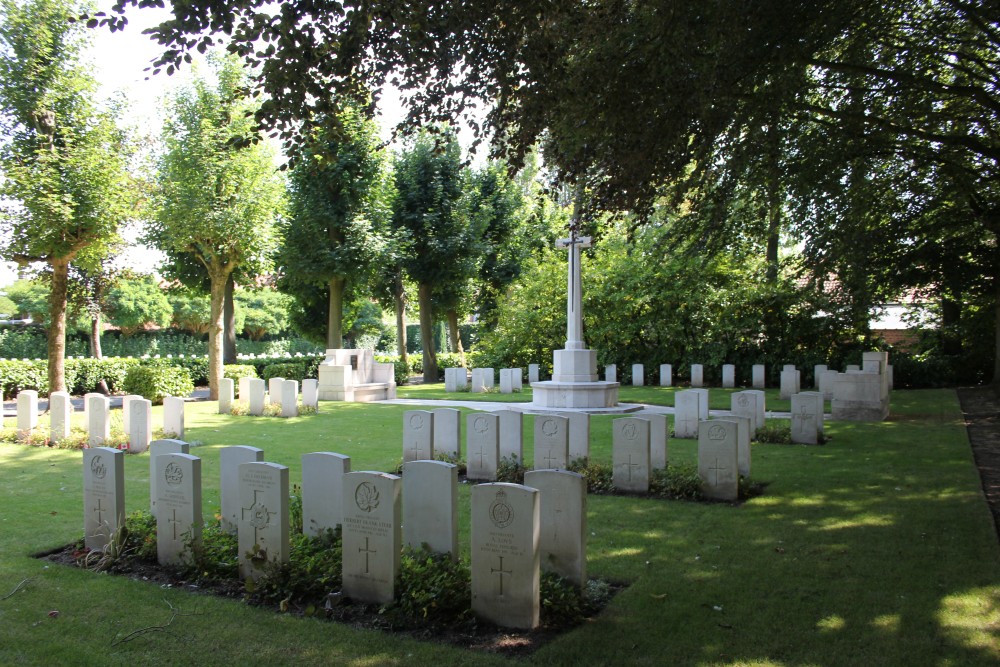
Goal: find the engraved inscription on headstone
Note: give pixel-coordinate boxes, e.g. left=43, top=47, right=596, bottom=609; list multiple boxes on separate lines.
left=612, top=417, right=651, bottom=493
left=238, top=462, right=290, bottom=580
left=533, top=415, right=569, bottom=469
left=154, top=452, right=202, bottom=566
left=698, top=420, right=739, bottom=501
left=402, top=410, right=435, bottom=463
left=149, top=439, right=190, bottom=515
left=83, top=447, right=125, bottom=551
left=341, top=471, right=402, bottom=604
left=467, top=413, right=500, bottom=481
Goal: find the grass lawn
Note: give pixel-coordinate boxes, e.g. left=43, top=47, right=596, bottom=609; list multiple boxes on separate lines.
left=1, top=388, right=997, bottom=666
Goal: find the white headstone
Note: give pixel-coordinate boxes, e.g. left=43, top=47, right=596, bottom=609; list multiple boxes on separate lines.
left=268, top=377, right=285, bottom=405
left=154, top=452, right=202, bottom=566
left=499, top=368, right=517, bottom=394
left=557, top=411, right=590, bottom=463
left=819, top=369, right=837, bottom=400
left=467, top=412, right=500, bottom=481
left=239, top=376, right=252, bottom=401
left=724, top=415, right=752, bottom=477
left=248, top=378, right=266, bottom=415
left=523, top=469, right=587, bottom=588
left=402, top=460, right=458, bottom=559
left=342, top=471, right=402, bottom=604
left=534, top=415, right=569, bottom=469
left=813, top=365, right=828, bottom=390
left=791, top=392, right=824, bottom=444
left=730, top=391, right=760, bottom=434
left=528, top=364, right=540, bottom=384
left=674, top=390, right=701, bottom=439
left=698, top=420, right=739, bottom=501
left=403, top=410, right=434, bottom=462
left=302, top=378, right=319, bottom=408
left=612, top=417, right=651, bottom=493
left=752, top=364, right=766, bottom=389
left=219, top=378, right=234, bottom=414
left=779, top=368, right=801, bottom=400
left=471, top=483, right=540, bottom=629
left=301, top=452, right=351, bottom=536
left=128, top=397, right=152, bottom=454
left=121, top=394, right=142, bottom=434
left=659, top=363, right=673, bottom=387
left=163, top=396, right=185, bottom=439
left=87, top=394, right=110, bottom=447
left=444, top=367, right=461, bottom=392
left=280, top=379, right=299, bottom=417
left=605, top=364, right=617, bottom=383
left=744, top=389, right=767, bottom=432
left=83, top=391, right=103, bottom=422
left=149, top=439, right=190, bottom=515
left=220, top=445, right=264, bottom=534
left=238, top=461, right=290, bottom=580
left=493, top=409, right=524, bottom=464
left=632, top=364, right=644, bottom=387
left=722, top=364, right=735, bottom=388
left=432, top=408, right=462, bottom=460
left=49, top=391, right=73, bottom=442
left=17, top=389, right=38, bottom=440
left=691, top=388, right=710, bottom=420
left=83, top=447, right=125, bottom=551
left=690, top=364, right=704, bottom=388
left=471, top=368, right=495, bottom=393
left=645, top=413, right=668, bottom=470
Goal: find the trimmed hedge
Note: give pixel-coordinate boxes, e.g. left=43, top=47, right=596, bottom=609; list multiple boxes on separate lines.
left=261, top=362, right=310, bottom=382
left=122, top=362, right=195, bottom=405
left=0, top=356, right=206, bottom=399
left=224, top=364, right=259, bottom=381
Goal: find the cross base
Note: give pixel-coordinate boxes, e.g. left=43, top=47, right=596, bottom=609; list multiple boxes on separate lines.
left=551, top=348, right=598, bottom=383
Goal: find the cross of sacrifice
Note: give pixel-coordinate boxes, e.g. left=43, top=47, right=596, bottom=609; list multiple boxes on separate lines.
left=555, top=223, right=593, bottom=351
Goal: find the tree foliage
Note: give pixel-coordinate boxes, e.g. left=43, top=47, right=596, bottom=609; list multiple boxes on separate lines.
left=106, top=274, right=173, bottom=336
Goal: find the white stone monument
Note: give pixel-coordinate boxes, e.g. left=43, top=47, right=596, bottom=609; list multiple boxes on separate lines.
left=605, top=364, right=617, bottom=383
left=534, top=415, right=569, bottom=469
left=722, top=364, right=736, bottom=388
left=402, top=460, right=458, bottom=559
left=467, top=412, right=500, bottom=481
left=49, top=391, right=73, bottom=442
left=690, top=364, right=704, bottom=388
left=632, top=364, right=644, bottom=387
left=645, top=413, right=668, bottom=470
left=280, top=379, right=299, bottom=417
left=698, top=420, right=739, bottom=501
left=128, top=398, right=152, bottom=454
left=523, top=469, right=587, bottom=588
left=660, top=363, right=673, bottom=387
left=528, top=364, right=540, bottom=384
left=83, top=447, right=125, bottom=551
left=16, top=390, right=38, bottom=441
left=149, top=439, right=190, bottom=515
left=219, top=378, right=234, bottom=414
left=432, top=408, right=461, bottom=460
left=402, top=410, right=434, bottom=462
left=163, top=396, right=185, bottom=439
left=752, top=364, right=766, bottom=389
left=247, top=378, right=266, bottom=415
left=317, top=348, right=396, bottom=402
left=493, top=409, right=524, bottom=464
left=302, top=378, right=319, bottom=408
left=154, top=452, right=202, bottom=566
left=220, top=445, right=264, bottom=534
left=341, top=471, right=402, bottom=604
left=612, top=417, right=651, bottom=493
left=674, top=390, right=701, bottom=439
left=238, top=461, right=290, bottom=580
left=87, top=394, right=110, bottom=447
left=268, top=377, right=284, bottom=406
left=301, top=452, right=351, bottom=536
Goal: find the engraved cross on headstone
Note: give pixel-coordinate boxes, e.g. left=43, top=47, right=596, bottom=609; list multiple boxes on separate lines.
left=408, top=440, right=426, bottom=461
left=622, top=453, right=641, bottom=482
left=93, top=497, right=106, bottom=527
left=543, top=448, right=559, bottom=468
left=168, top=507, right=183, bottom=540
left=708, top=458, right=727, bottom=485
left=359, top=536, right=377, bottom=574
left=555, top=223, right=593, bottom=351
left=470, top=446, right=486, bottom=469
left=241, top=489, right=275, bottom=544
left=492, top=555, right=512, bottom=596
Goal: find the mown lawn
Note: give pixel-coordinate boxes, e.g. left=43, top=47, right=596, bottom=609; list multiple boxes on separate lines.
left=0, top=388, right=997, bottom=666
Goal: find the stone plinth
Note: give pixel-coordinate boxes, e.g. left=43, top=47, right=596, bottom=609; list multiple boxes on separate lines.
left=317, top=348, right=396, bottom=403
left=531, top=380, right=619, bottom=409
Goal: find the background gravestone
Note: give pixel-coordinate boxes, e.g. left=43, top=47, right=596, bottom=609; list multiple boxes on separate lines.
left=49, top=391, right=73, bottom=442
left=659, top=363, right=672, bottom=387
left=402, top=460, right=458, bottom=559
left=16, top=390, right=38, bottom=441
left=731, top=391, right=760, bottom=435
left=121, top=394, right=142, bottom=435
left=467, top=412, right=500, bottom=481
left=238, top=461, right=290, bottom=580
left=281, top=379, right=299, bottom=418
left=534, top=415, right=569, bottom=469
left=691, top=388, right=710, bottom=420
left=248, top=378, right=266, bottom=415
left=154, top=452, right=202, bottom=566
left=744, top=389, right=767, bottom=432
left=87, top=394, right=110, bottom=447
left=674, top=390, right=700, bottom=438
left=791, top=393, right=824, bottom=444
left=83, top=447, right=125, bottom=551
left=341, top=471, right=402, bottom=604
left=605, top=364, right=617, bottom=383
left=402, top=410, right=435, bottom=462
left=612, top=417, right=651, bottom=493
left=149, top=439, right=190, bottom=515
left=163, top=396, right=185, bottom=439
left=524, top=469, right=587, bottom=588
left=698, top=420, right=739, bottom=501
left=722, top=364, right=735, bottom=388
left=690, top=364, right=704, bottom=388
left=268, top=377, right=284, bottom=406
left=471, top=483, right=541, bottom=629
left=302, top=378, right=319, bottom=408
left=220, top=445, right=264, bottom=534
left=493, top=409, right=524, bottom=464
left=559, top=411, right=591, bottom=463
left=301, top=452, right=351, bottom=536
left=432, top=408, right=461, bottom=460
left=528, top=364, right=540, bottom=384
left=219, top=378, right=234, bottom=414
left=752, top=364, right=766, bottom=389
left=128, top=398, right=152, bottom=454
left=239, top=376, right=252, bottom=403
left=632, top=364, right=644, bottom=386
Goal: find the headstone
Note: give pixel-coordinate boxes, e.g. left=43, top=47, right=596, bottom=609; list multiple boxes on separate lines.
left=128, top=397, right=152, bottom=453
left=301, top=452, right=351, bottom=536
left=813, top=365, right=828, bottom=390
left=783, top=364, right=796, bottom=372
left=220, top=445, right=264, bottom=534
left=163, top=396, right=185, bottom=439
left=726, top=415, right=752, bottom=476
left=341, top=471, right=402, bottom=604
left=632, top=364, right=644, bottom=386
left=238, top=461, right=290, bottom=580
left=493, top=409, right=524, bottom=464
left=154, top=452, right=202, bottom=566
left=268, top=377, right=284, bottom=405
left=83, top=392, right=103, bottom=422
left=791, top=392, right=824, bottom=444
left=698, top=420, right=739, bottom=501
left=149, top=439, right=190, bottom=514
left=471, top=483, right=540, bottom=629
left=83, top=447, right=125, bottom=551
left=645, top=413, right=668, bottom=470
left=512, top=369, right=523, bottom=392
left=403, top=410, right=434, bottom=462
left=779, top=367, right=801, bottom=400
left=690, top=364, right=704, bottom=388
left=555, top=411, right=588, bottom=463
left=219, top=378, right=234, bottom=414
left=659, top=364, right=673, bottom=387
left=744, top=389, right=767, bottom=431
left=832, top=372, right=889, bottom=421
left=612, top=417, right=651, bottom=493
left=605, top=364, right=617, bottom=383
left=528, top=364, right=540, bottom=384
left=467, top=412, right=500, bottom=481
left=819, top=369, right=837, bottom=400
left=731, top=391, right=760, bottom=434
left=674, top=390, right=701, bottom=439
left=471, top=368, right=495, bottom=393
left=49, top=391, right=73, bottom=442
left=691, top=388, right=710, bottom=420
left=432, top=408, right=461, bottom=460
left=15, top=390, right=38, bottom=441
left=248, top=378, right=266, bottom=415
left=534, top=415, right=569, bottom=469
left=87, top=394, right=110, bottom=447
left=121, top=394, right=143, bottom=434
left=302, top=378, right=319, bottom=408
left=523, top=470, right=587, bottom=588
left=499, top=368, right=517, bottom=394
left=444, top=367, right=464, bottom=392
left=722, top=364, right=735, bottom=388
left=402, top=460, right=458, bottom=559
left=238, top=376, right=252, bottom=402
left=280, top=379, right=299, bottom=417
left=752, top=364, right=766, bottom=389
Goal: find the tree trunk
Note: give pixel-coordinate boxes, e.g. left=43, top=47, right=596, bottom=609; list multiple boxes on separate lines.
left=207, top=270, right=228, bottom=400
left=994, top=276, right=1000, bottom=386
left=47, top=259, right=69, bottom=395
left=447, top=309, right=466, bottom=367
left=224, top=274, right=237, bottom=364
left=90, top=314, right=110, bottom=394
left=395, top=271, right=407, bottom=366
left=418, top=282, right=437, bottom=383
left=327, top=275, right=345, bottom=349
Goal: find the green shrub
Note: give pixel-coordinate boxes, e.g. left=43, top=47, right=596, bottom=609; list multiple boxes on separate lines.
left=261, top=362, right=309, bottom=382
left=382, top=548, right=472, bottom=627
left=568, top=458, right=614, bottom=494
left=247, top=530, right=343, bottom=608
left=0, top=358, right=48, bottom=398
left=756, top=422, right=792, bottom=444
left=375, top=355, right=409, bottom=386
left=122, top=362, right=194, bottom=404
left=497, top=454, right=527, bottom=484
left=224, top=364, right=258, bottom=380
left=650, top=462, right=704, bottom=500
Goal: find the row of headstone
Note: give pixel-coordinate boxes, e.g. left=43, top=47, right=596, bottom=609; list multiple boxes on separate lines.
left=498, top=368, right=523, bottom=393
left=230, top=377, right=318, bottom=416
left=471, top=368, right=495, bottom=393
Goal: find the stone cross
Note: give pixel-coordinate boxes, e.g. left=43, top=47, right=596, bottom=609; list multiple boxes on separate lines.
left=555, top=224, right=592, bottom=351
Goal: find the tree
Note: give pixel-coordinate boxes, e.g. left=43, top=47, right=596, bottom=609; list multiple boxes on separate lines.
left=392, top=128, right=467, bottom=381
left=0, top=0, right=136, bottom=393
left=167, top=289, right=213, bottom=335
left=277, top=105, right=392, bottom=348
left=235, top=288, right=292, bottom=340
left=106, top=274, right=172, bottom=336
left=149, top=55, right=285, bottom=399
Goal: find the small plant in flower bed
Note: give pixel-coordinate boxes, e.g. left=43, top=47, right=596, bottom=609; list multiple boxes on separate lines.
left=755, top=422, right=792, bottom=444
left=223, top=364, right=258, bottom=381
left=496, top=454, right=527, bottom=484
left=379, top=548, right=472, bottom=628
left=434, top=452, right=467, bottom=476
left=1, top=425, right=129, bottom=450
left=247, top=529, right=343, bottom=612
left=568, top=458, right=614, bottom=493
left=568, top=459, right=722, bottom=501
